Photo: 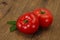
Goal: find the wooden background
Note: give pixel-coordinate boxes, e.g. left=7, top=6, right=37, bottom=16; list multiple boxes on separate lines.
left=0, top=0, right=60, bottom=40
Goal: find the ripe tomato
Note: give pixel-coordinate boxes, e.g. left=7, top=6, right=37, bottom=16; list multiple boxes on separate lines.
left=33, top=8, right=53, bottom=28
left=16, top=12, right=39, bottom=34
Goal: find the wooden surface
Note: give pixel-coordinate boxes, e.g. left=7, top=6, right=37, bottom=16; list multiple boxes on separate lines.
left=0, top=0, right=60, bottom=40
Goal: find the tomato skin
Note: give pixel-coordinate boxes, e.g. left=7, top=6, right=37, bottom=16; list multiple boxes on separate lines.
left=16, top=12, right=39, bottom=34
left=33, top=8, right=53, bottom=28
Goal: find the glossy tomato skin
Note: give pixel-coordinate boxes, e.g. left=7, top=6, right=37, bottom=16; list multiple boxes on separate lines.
left=33, top=8, right=53, bottom=28
left=16, top=12, right=39, bottom=34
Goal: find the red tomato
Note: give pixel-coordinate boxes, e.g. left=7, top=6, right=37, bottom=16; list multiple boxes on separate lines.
left=33, top=8, right=53, bottom=28
left=16, top=12, right=39, bottom=34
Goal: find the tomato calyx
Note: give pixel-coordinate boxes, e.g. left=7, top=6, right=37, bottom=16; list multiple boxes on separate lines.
left=40, top=10, right=45, bottom=14
left=24, top=20, right=28, bottom=23
left=7, top=21, right=17, bottom=32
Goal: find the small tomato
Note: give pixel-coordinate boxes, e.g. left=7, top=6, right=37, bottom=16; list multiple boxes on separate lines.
left=33, top=8, right=53, bottom=28
left=16, top=12, right=39, bottom=34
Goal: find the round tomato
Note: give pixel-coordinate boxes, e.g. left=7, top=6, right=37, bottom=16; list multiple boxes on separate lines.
left=33, top=8, right=53, bottom=28
left=16, top=12, right=39, bottom=34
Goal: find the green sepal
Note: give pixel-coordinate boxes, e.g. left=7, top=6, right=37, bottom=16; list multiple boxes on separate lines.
left=10, top=25, right=17, bottom=32
left=7, top=21, right=16, bottom=25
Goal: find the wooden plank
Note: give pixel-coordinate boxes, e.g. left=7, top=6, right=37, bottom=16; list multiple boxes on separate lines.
left=0, top=0, right=60, bottom=40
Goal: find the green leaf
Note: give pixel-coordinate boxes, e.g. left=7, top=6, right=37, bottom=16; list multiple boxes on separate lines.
left=7, top=21, right=16, bottom=25
left=10, top=25, right=17, bottom=32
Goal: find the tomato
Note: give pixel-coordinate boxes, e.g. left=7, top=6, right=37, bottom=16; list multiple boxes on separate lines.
left=33, top=8, right=53, bottom=28
left=16, top=12, right=39, bottom=34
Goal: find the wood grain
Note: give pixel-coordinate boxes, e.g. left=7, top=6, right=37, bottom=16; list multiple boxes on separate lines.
left=0, top=0, right=60, bottom=40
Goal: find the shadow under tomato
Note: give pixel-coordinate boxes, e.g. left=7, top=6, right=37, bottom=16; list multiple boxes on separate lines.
left=15, top=29, right=33, bottom=38
left=15, top=26, right=51, bottom=38
left=32, top=26, right=51, bottom=37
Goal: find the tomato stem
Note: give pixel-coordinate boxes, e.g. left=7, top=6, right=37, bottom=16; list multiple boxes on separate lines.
left=41, top=10, right=45, bottom=14
left=24, top=20, right=28, bottom=23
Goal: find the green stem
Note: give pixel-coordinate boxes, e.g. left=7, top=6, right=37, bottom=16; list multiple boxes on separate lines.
left=40, top=10, right=45, bottom=14
left=24, top=20, right=28, bottom=23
